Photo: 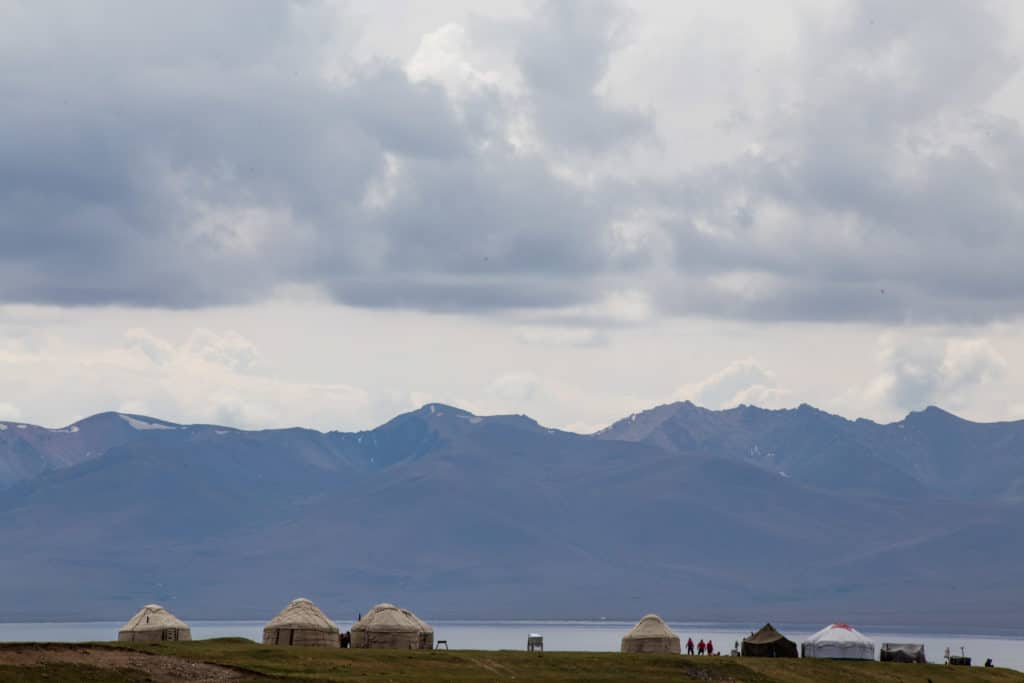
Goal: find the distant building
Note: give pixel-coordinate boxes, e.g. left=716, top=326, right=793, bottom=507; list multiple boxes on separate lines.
left=741, top=623, right=798, bottom=658
left=620, top=614, right=681, bottom=654
left=117, top=604, right=191, bottom=642
left=350, top=603, right=434, bottom=649
left=801, top=623, right=875, bottom=660
left=263, top=597, right=340, bottom=647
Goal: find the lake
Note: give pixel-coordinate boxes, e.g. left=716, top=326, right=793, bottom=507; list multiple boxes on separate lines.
left=1, top=620, right=1021, bottom=672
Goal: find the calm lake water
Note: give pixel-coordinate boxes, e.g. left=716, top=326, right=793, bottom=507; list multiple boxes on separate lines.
left=1, top=620, right=1021, bottom=672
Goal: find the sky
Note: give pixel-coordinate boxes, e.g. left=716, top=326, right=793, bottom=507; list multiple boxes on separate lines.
left=2, top=0, right=1024, bottom=433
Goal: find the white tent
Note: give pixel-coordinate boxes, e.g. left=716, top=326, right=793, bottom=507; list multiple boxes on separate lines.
left=350, top=603, right=433, bottom=649
left=620, top=614, right=681, bottom=654
left=263, top=597, right=340, bottom=647
left=801, top=623, right=875, bottom=660
left=118, top=604, right=191, bottom=642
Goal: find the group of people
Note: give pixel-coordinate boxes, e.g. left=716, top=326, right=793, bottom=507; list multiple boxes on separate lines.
left=684, top=637, right=717, bottom=656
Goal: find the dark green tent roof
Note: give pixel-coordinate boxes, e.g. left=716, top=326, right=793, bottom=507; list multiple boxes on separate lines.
left=744, top=623, right=792, bottom=646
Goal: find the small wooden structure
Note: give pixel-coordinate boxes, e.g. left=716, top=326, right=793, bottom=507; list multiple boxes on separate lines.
left=880, top=643, right=926, bottom=663
left=527, top=633, right=543, bottom=652
left=949, top=646, right=971, bottom=666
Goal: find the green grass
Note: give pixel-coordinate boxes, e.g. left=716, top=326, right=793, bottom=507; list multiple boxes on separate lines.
left=2, top=640, right=1021, bottom=682
left=108, top=639, right=1024, bottom=683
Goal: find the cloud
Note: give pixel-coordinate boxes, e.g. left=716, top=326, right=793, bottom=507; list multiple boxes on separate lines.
left=674, top=358, right=790, bottom=409
left=0, top=403, right=21, bottom=421
left=487, top=372, right=542, bottom=402
left=0, top=1, right=1022, bottom=326
left=0, top=325, right=370, bottom=430
left=864, top=333, right=1008, bottom=412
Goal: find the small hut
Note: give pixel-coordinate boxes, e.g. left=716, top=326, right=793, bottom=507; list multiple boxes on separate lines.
left=263, top=597, right=340, bottom=647
left=620, top=614, right=681, bottom=654
left=880, top=643, right=926, bottom=663
left=350, top=603, right=433, bottom=649
left=741, top=623, right=798, bottom=658
left=117, top=604, right=191, bottom=642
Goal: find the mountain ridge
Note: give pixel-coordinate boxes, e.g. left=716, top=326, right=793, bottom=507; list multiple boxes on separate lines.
left=1, top=400, right=1021, bottom=626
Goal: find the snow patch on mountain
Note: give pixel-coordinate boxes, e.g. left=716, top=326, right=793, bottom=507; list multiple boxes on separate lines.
left=119, top=414, right=176, bottom=431
left=50, top=426, right=80, bottom=434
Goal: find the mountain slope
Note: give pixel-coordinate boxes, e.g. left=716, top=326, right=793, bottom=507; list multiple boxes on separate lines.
left=597, top=402, right=1024, bottom=501
left=0, top=402, right=1021, bottom=626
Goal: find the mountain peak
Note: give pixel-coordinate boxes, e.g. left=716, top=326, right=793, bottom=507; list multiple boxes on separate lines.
left=904, top=405, right=960, bottom=423
left=415, top=403, right=475, bottom=419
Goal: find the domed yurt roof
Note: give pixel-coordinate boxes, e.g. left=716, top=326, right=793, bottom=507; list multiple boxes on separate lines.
left=620, top=614, right=681, bottom=654
left=265, top=598, right=339, bottom=633
left=118, top=604, right=191, bottom=642
left=120, top=604, right=189, bottom=633
left=351, top=603, right=420, bottom=633
left=350, top=603, right=433, bottom=649
left=400, top=607, right=434, bottom=635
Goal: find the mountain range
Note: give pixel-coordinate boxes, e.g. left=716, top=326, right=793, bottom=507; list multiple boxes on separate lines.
left=0, top=402, right=1021, bottom=630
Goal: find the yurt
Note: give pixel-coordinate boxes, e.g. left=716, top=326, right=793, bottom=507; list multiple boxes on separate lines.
left=263, top=597, right=340, bottom=647
left=350, top=603, right=433, bottom=649
left=620, top=614, right=681, bottom=654
left=117, top=604, right=191, bottom=642
left=801, top=623, right=875, bottom=660
left=741, top=623, right=798, bottom=658
left=401, top=607, right=435, bottom=649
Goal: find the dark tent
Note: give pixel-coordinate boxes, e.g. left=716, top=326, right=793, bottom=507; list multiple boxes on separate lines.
left=880, top=643, right=926, bottom=663
left=741, top=623, right=798, bottom=658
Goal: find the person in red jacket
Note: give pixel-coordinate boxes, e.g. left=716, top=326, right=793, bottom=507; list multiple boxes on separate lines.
left=698, top=639, right=706, bottom=655
left=706, top=639, right=714, bottom=655
left=686, top=637, right=695, bottom=655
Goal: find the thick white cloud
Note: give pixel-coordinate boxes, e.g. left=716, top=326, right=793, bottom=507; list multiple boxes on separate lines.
left=674, top=359, right=792, bottom=410
left=864, top=333, right=1008, bottom=414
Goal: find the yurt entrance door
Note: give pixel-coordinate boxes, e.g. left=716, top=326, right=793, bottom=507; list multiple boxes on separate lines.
left=165, top=628, right=179, bottom=641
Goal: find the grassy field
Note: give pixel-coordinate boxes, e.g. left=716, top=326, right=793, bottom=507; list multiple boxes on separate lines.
left=2, top=639, right=1022, bottom=682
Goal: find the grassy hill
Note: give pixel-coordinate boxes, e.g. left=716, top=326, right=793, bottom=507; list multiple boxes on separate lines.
left=3, top=640, right=1021, bottom=682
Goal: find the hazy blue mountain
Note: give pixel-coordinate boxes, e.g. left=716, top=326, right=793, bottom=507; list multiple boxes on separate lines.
left=0, top=403, right=1020, bottom=629
left=597, top=402, right=1024, bottom=502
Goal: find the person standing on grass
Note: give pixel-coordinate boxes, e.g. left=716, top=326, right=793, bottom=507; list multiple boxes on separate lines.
left=686, top=637, right=695, bottom=655
left=698, top=639, right=706, bottom=655
left=706, top=639, right=714, bottom=655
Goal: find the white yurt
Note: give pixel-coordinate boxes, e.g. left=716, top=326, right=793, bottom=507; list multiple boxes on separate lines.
left=263, top=597, right=340, bottom=647
left=620, top=614, right=681, bottom=654
left=350, top=603, right=433, bottom=649
left=400, top=607, right=435, bottom=649
left=801, top=623, right=875, bottom=660
left=117, top=604, right=191, bottom=642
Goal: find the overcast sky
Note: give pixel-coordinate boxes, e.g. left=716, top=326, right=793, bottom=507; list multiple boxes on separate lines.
left=2, top=0, right=1024, bottom=432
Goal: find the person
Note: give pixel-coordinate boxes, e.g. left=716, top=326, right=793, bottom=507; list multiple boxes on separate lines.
left=707, top=639, right=714, bottom=656
left=944, top=646, right=950, bottom=665
left=698, top=639, right=706, bottom=655
left=686, top=638, right=695, bottom=655
left=985, top=658, right=994, bottom=668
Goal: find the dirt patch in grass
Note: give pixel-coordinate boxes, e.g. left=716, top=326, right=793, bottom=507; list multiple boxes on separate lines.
left=0, top=644, right=256, bottom=682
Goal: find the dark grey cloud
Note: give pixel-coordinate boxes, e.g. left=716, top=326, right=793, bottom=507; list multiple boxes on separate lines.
left=1, top=0, right=1023, bottom=325
left=0, top=0, right=637, bottom=311
left=515, top=0, right=651, bottom=153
